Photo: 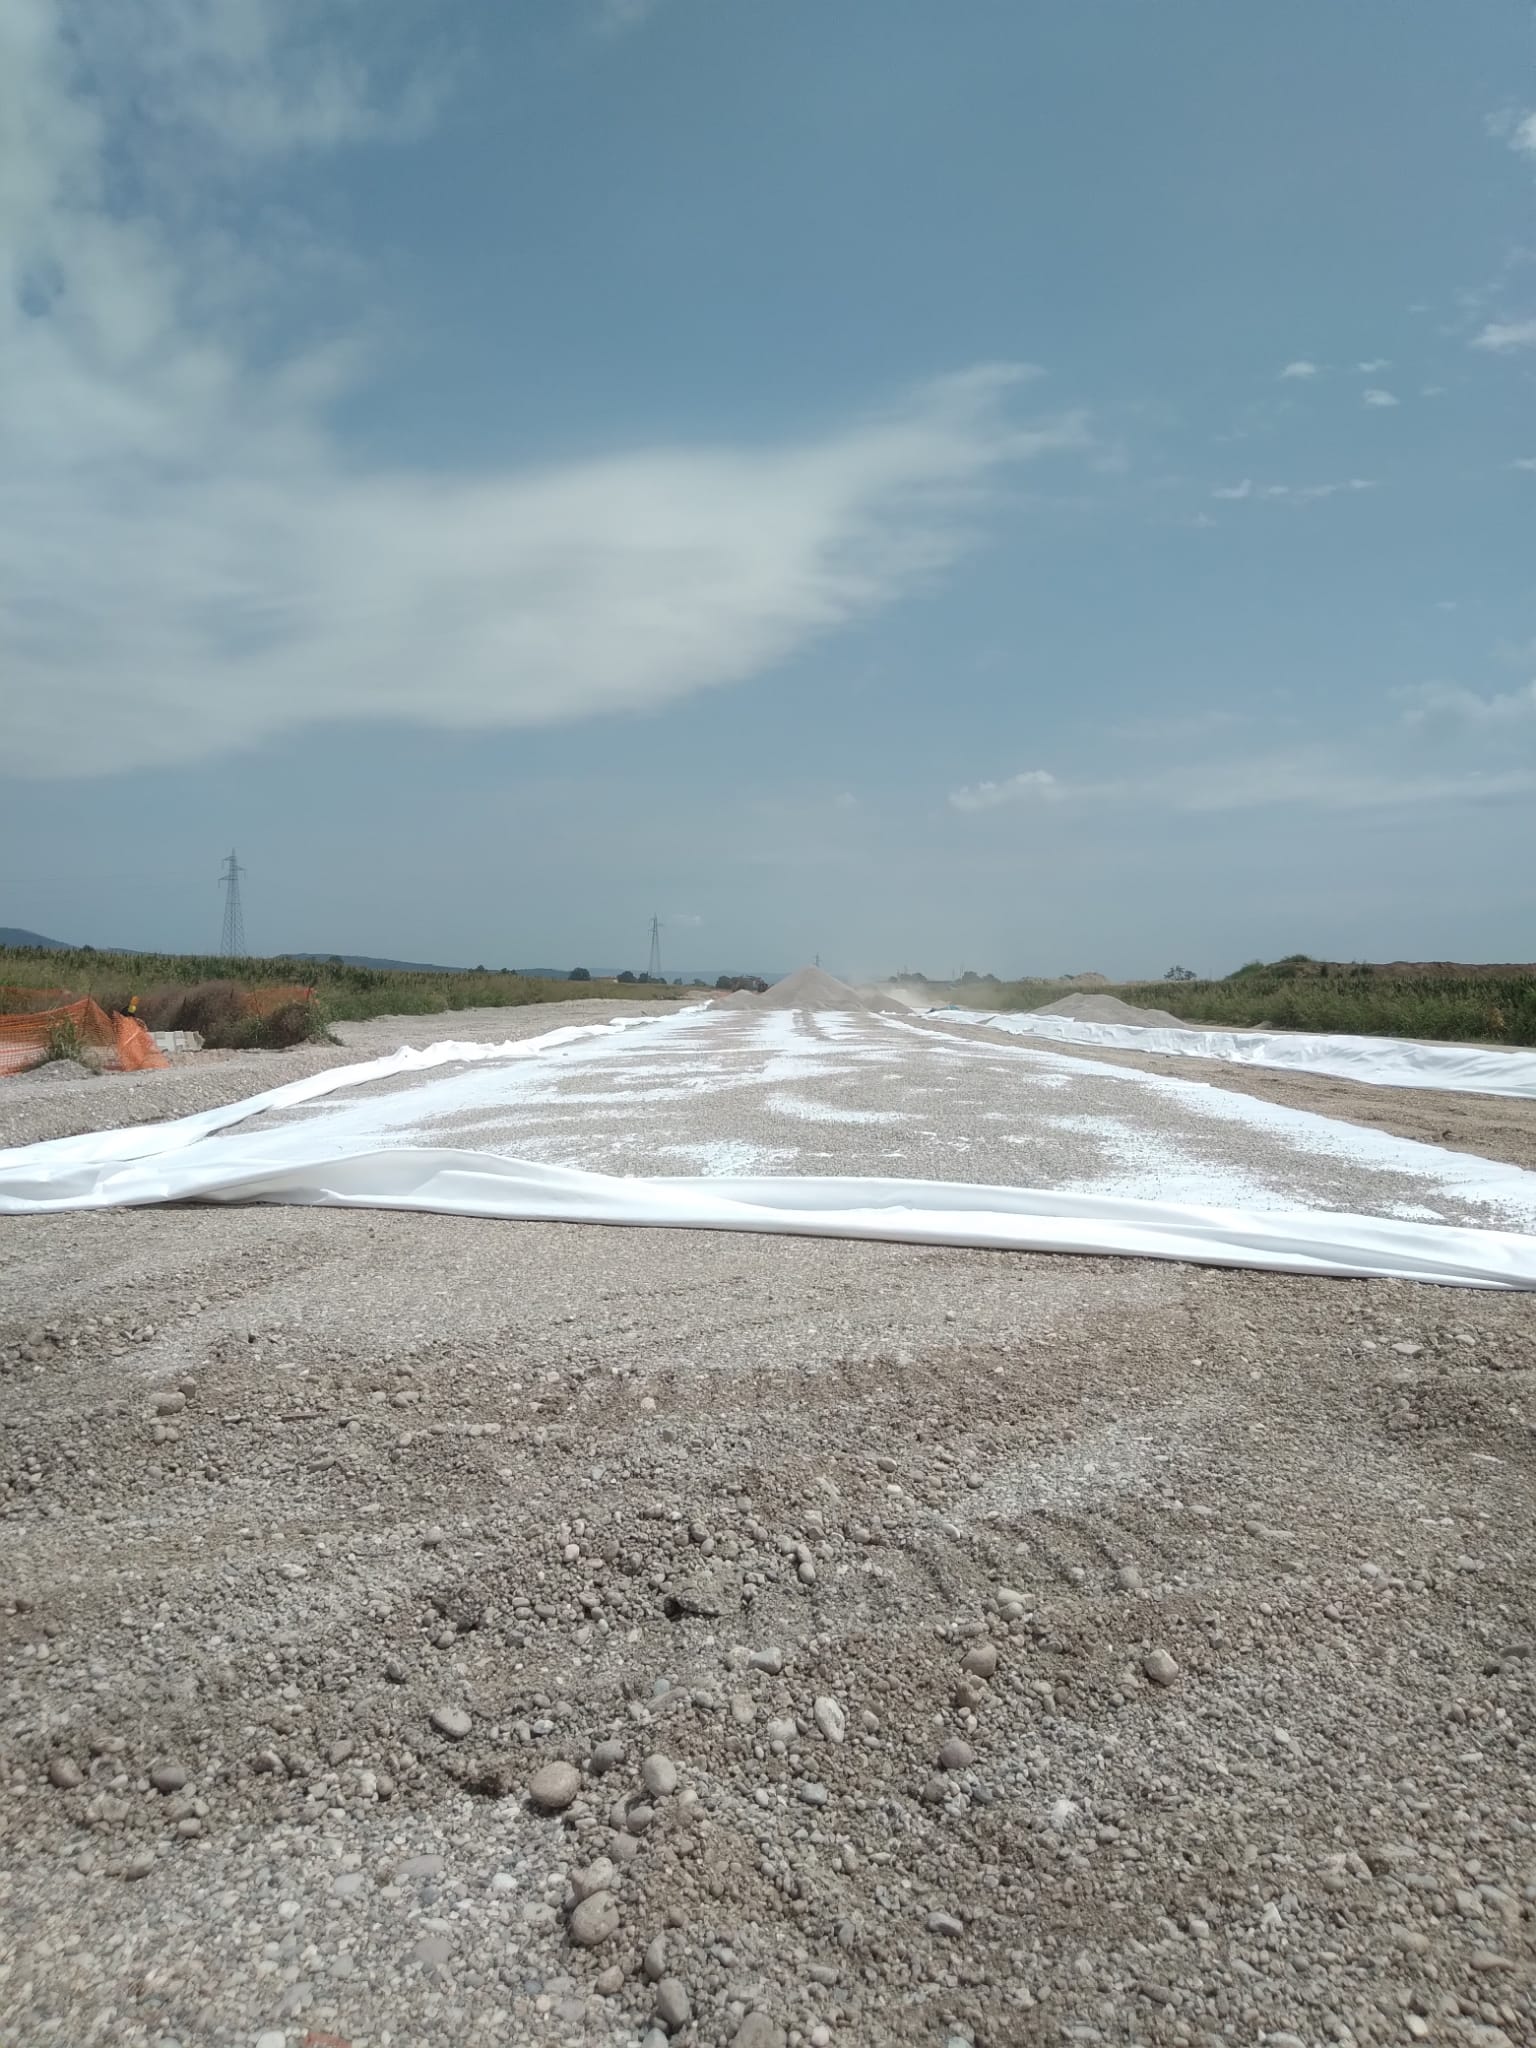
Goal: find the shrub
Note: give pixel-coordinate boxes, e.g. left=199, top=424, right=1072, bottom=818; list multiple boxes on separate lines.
left=41, top=1015, right=89, bottom=1065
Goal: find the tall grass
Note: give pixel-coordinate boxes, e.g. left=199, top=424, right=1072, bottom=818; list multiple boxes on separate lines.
left=0, top=947, right=696, bottom=1042
left=983, top=960, right=1536, bottom=1045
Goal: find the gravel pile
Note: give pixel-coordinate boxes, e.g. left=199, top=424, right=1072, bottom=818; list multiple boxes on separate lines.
left=1029, top=994, right=1190, bottom=1029
left=1, top=1001, right=1533, bottom=2046
left=722, top=969, right=908, bottom=1017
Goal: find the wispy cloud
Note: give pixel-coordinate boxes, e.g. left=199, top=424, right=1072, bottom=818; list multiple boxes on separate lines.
left=1356, top=358, right=1391, bottom=372
left=66, top=0, right=447, bottom=156
left=1511, top=456, right=1536, bottom=472
left=948, top=770, right=1062, bottom=813
left=1507, top=110, right=1536, bottom=159
left=1399, top=680, right=1536, bottom=726
left=1, top=0, right=1091, bottom=779
left=1361, top=388, right=1400, bottom=408
left=1210, top=478, right=1375, bottom=504
left=948, top=755, right=1536, bottom=816
left=1278, top=360, right=1319, bottom=380
left=595, top=0, right=665, bottom=34
left=1472, top=317, right=1536, bottom=353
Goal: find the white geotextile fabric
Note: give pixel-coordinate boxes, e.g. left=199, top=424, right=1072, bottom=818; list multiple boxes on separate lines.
left=3, top=1016, right=1535, bottom=1289
left=936, top=1008, right=1536, bottom=1100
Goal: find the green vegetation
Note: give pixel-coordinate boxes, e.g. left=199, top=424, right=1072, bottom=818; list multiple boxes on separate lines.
left=1, top=946, right=698, bottom=1050
left=984, top=956, right=1536, bottom=1046
left=39, top=1014, right=92, bottom=1068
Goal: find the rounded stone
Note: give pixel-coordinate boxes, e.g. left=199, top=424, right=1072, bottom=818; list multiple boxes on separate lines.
left=529, top=1761, right=582, bottom=1812
left=430, top=1705, right=472, bottom=1741
left=960, top=1642, right=998, bottom=1680
left=640, top=1753, right=678, bottom=1797
left=938, top=1738, right=975, bottom=1771
left=150, top=1763, right=188, bottom=1794
left=1142, top=1647, right=1179, bottom=1687
left=568, top=1889, right=620, bottom=1948
left=655, top=1976, right=691, bottom=2028
left=47, top=1757, right=84, bottom=1790
left=734, top=2016, right=787, bottom=2048
left=572, top=1855, right=615, bottom=1899
left=813, top=1696, right=846, bottom=1744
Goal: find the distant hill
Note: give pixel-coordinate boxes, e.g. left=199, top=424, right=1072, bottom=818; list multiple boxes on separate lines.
left=286, top=952, right=466, bottom=972
left=0, top=927, right=72, bottom=950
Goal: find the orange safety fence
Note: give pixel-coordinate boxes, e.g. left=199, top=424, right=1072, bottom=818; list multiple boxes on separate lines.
left=0, top=998, right=170, bottom=1075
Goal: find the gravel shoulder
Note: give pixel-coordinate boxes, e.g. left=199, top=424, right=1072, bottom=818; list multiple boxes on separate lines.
left=2, top=1000, right=1534, bottom=2048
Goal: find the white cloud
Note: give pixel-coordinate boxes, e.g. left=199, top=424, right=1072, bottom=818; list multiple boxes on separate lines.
left=1278, top=360, right=1319, bottom=379
left=1210, top=478, right=1375, bottom=504
left=1510, top=111, right=1536, bottom=159
left=1512, top=456, right=1536, bottom=472
left=948, top=770, right=1061, bottom=813
left=1472, top=318, right=1536, bottom=352
left=1361, top=388, right=1399, bottom=408
left=1356, top=358, right=1391, bottom=372
left=0, top=0, right=1090, bottom=779
left=1399, top=680, right=1536, bottom=726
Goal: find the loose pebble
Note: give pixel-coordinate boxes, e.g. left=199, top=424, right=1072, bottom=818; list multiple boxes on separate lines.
left=640, top=1752, right=679, bottom=1797
left=528, top=1761, right=581, bottom=1811
left=733, top=2015, right=787, bottom=2048
left=568, top=1890, right=620, bottom=1948
left=430, top=1705, right=472, bottom=1741
left=571, top=1855, right=615, bottom=1898
left=813, top=1695, right=846, bottom=1743
left=1142, top=1647, right=1179, bottom=1687
left=654, top=1976, right=691, bottom=2028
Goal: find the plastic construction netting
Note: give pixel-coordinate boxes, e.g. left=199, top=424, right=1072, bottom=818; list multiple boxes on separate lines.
left=0, top=998, right=169, bottom=1075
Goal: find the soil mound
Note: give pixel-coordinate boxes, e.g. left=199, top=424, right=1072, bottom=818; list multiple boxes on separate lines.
left=1031, top=992, right=1188, bottom=1029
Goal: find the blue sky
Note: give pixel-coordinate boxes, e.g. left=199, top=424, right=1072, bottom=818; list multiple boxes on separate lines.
left=2, top=0, right=1533, bottom=978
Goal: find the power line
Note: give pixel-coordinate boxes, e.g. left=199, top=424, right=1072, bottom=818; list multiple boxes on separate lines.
left=218, top=849, right=247, bottom=957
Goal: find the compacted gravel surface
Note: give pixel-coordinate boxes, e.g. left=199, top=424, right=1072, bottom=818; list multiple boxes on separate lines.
left=2, top=996, right=1533, bottom=2048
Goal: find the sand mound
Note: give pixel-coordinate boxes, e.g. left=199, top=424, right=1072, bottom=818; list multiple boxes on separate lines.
left=722, top=966, right=906, bottom=1015
left=1031, top=993, right=1188, bottom=1029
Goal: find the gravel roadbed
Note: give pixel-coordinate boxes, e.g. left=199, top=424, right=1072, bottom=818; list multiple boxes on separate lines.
left=3, top=1000, right=1533, bottom=2048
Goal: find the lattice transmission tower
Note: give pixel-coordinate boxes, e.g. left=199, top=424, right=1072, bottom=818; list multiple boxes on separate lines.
left=218, top=849, right=247, bottom=957
left=646, top=914, right=663, bottom=981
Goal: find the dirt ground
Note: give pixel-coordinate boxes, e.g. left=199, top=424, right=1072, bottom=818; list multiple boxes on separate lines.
left=2, top=1001, right=1534, bottom=2048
